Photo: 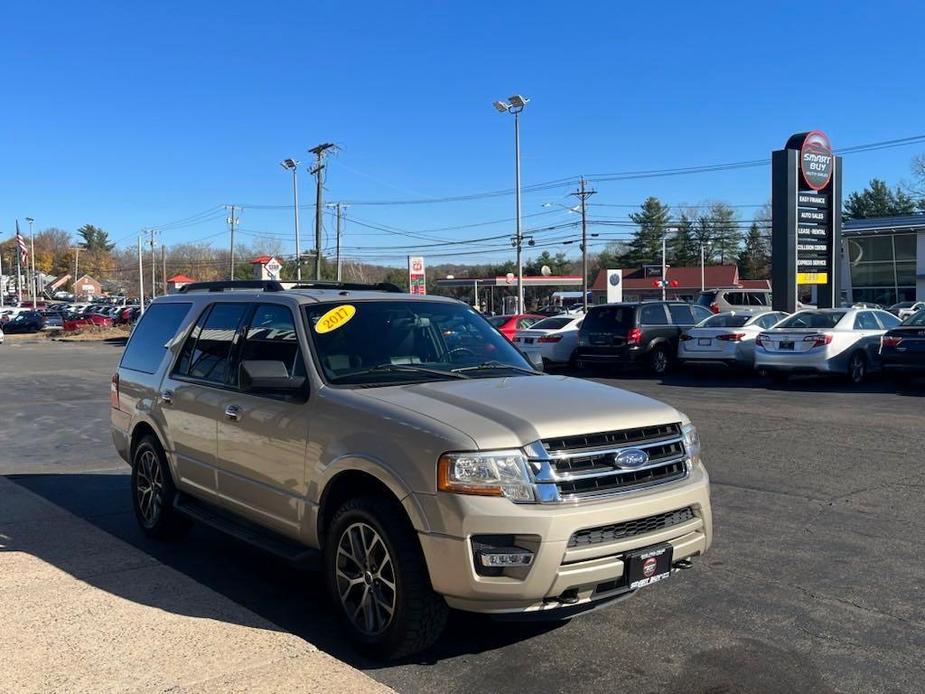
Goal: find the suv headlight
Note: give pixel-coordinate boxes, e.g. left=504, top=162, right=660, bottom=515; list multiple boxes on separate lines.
left=438, top=450, right=534, bottom=503
left=681, top=422, right=701, bottom=466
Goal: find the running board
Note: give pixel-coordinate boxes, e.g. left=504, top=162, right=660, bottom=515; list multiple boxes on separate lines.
left=173, top=493, right=320, bottom=568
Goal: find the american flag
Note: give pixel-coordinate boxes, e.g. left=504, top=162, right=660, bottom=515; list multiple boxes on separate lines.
left=15, top=219, right=28, bottom=265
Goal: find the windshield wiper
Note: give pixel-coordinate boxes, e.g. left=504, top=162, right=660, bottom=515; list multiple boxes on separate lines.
left=451, top=360, right=540, bottom=376
left=330, top=363, right=471, bottom=382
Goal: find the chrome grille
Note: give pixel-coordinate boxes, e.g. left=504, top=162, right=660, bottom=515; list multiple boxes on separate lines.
left=529, top=422, right=689, bottom=502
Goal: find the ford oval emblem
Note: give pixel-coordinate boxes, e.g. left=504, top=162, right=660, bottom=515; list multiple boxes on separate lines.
left=615, top=448, right=649, bottom=469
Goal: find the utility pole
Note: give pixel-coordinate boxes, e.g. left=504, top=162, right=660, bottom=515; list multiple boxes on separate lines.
left=225, top=205, right=240, bottom=280
left=137, top=235, right=145, bottom=315
left=308, top=143, right=335, bottom=281
left=71, top=247, right=81, bottom=299
left=0, top=248, right=4, bottom=308
left=335, top=202, right=346, bottom=281
left=570, top=178, right=596, bottom=313
left=146, top=229, right=158, bottom=298
left=161, top=244, right=167, bottom=295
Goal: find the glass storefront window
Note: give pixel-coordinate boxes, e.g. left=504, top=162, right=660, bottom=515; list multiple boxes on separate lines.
left=848, top=232, right=919, bottom=306
left=894, top=234, right=916, bottom=261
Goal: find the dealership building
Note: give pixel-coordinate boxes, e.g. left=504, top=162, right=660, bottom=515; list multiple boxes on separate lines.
left=842, top=214, right=925, bottom=305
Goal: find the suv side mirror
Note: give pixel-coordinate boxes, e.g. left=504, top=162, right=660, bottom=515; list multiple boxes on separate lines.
left=239, top=360, right=305, bottom=393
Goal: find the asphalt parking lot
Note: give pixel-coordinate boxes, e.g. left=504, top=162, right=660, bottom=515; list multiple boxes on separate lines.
left=1, top=341, right=923, bottom=693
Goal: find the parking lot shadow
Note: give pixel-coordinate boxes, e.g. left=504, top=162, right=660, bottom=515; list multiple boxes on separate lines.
left=7, top=472, right=563, bottom=668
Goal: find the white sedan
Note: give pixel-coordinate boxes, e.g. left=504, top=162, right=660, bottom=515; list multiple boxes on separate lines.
left=512, top=314, right=583, bottom=366
left=677, top=311, right=788, bottom=368
left=755, top=307, right=901, bottom=385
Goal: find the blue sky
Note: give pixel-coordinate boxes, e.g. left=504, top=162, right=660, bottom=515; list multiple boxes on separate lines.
left=2, top=1, right=924, bottom=265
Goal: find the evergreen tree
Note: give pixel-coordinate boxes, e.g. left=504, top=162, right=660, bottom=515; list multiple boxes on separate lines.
left=843, top=179, right=917, bottom=220
left=737, top=221, right=770, bottom=279
left=669, top=213, right=699, bottom=266
left=77, top=224, right=115, bottom=252
left=706, top=202, right=742, bottom=265
left=625, top=197, right=671, bottom=265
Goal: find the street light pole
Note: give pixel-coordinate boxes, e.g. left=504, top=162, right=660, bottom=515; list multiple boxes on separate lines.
left=494, top=95, right=529, bottom=313
left=281, top=159, right=301, bottom=281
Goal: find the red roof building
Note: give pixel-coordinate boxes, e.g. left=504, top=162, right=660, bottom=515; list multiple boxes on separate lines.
left=166, top=274, right=196, bottom=294
left=591, top=265, right=770, bottom=303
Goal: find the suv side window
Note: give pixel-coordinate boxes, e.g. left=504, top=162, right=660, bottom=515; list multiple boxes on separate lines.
left=175, top=303, right=249, bottom=385
left=748, top=292, right=769, bottom=306
left=238, top=304, right=306, bottom=379
left=668, top=304, right=694, bottom=325
left=640, top=304, right=668, bottom=325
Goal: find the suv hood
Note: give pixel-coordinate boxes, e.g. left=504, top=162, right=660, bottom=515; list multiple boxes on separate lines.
left=362, top=375, right=683, bottom=450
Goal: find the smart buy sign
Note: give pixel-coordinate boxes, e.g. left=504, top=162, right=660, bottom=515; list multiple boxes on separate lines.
left=798, top=130, right=834, bottom=192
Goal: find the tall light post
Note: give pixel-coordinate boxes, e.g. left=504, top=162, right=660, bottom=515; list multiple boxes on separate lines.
left=494, top=95, right=529, bottom=313
left=280, top=159, right=302, bottom=281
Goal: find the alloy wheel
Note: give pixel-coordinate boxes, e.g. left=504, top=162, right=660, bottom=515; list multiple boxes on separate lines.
left=652, top=349, right=668, bottom=374
left=335, top=522, right=397, bottom=636
left=849, top=354, right=866, bottom=384
left=135, top=449, right=164, bottom=527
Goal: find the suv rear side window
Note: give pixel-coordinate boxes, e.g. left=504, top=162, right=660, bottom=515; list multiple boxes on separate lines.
left=696, top=292, right=716, bottom=308
left=120, top=302, right=192, bottom=374
left=668, top=304, right=694, bottom=325
left=723, top=292, right=746, bottom=306
left=175, top=303, right=249, bottom=385
left=583, top=306, right=635, bottom=332
left=640, top=304, right=668, bottom=325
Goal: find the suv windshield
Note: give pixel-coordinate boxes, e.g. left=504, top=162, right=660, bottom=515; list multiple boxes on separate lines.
left=582, top=306, right=635, bottom=332
left=775, top=311, right=846, bottom=329
left=305, top=300, right=534, bottom=385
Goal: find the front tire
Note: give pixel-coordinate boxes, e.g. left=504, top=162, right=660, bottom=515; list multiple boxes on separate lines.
left=325, top=497, right=448, bottom=660
left=131, top=435, right=189, bottom=539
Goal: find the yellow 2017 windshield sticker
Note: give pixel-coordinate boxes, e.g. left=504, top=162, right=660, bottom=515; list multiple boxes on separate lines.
left=315, top=304, right=356, bottom=334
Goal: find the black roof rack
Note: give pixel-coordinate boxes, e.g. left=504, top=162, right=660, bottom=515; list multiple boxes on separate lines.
left=177, top=279, right=404, bottom=294
left=289, top=281, right=403, bottom=293
left=178, top=280, right=285, bottom=293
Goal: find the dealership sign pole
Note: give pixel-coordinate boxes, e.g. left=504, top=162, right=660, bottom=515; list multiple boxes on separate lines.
left=771, top=131, right=842, bottom=313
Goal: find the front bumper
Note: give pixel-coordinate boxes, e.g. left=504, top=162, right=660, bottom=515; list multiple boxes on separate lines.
left=415, top=463, right=711, bottom=615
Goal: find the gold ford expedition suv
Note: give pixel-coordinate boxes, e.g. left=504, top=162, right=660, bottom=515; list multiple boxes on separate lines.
left=111, top=280, right=712, bottom=658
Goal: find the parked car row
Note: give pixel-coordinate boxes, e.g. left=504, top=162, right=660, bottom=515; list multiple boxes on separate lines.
left=495, top=299, right=925, bottom=388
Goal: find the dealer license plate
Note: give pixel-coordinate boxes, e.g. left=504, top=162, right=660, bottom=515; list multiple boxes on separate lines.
left=524, top=337, right=534, bottom=344
left=698, top=338, right=712, bottom=346
left=625, top=543, right=673, bottom=589
left=780, top=341, right=795, bottom=350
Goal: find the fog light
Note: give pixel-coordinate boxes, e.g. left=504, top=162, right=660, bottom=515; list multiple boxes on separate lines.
left=471, top=535, right=535, bottom=576
left=478, top=548, right=534, bottom=568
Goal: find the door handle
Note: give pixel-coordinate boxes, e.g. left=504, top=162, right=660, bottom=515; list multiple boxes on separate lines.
left=160, top=390, right=174, bottom=405
left=224, top=405, right=241, bottom=421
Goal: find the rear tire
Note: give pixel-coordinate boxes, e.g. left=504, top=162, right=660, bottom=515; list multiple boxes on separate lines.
left=846, top=351, right=867, bottom=386
left=324, top=496, right=448, bottom=660
left=648, top=345, right=671, bottom=376
left=131, top=435, right=189, bottom=539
